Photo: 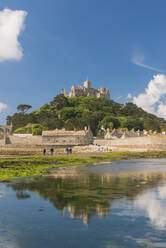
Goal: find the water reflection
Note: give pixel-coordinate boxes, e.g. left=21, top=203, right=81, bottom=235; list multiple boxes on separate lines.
left=0, top=190, right=3, bottom=198
left=0, top=239, right=18, bottom=248
left=0, top=184, right=4, bottom=198
left=2, top=160, right=166, bottom=247
left=135, top=185, right=166, bottom=229
left=16, top=191, right=31, bottom=200
left=7, top=165, right=166, bottom=225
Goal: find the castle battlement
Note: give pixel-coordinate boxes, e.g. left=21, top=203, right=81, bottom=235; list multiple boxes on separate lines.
left=68, top=80, right=110, bottom=99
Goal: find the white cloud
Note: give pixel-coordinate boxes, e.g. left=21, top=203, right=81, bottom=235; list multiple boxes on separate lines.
left=0, top=8, right=27, bottom=62
left=157, top=104, right=166, bottom=118
left=132, top=53, right=164, bottom=73
left=135, top=185, right=166, bottom=229
left=133, top=74, right=166, bottom=119
left=0, top=102, right=7, bottom=112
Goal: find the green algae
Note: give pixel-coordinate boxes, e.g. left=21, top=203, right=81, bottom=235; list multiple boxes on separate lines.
left=1, top=151, right=166, bottom=181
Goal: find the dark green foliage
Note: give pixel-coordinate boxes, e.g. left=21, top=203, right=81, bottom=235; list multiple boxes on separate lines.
left=50, top=94, right=69, bottom=110
left=99, top=115, right=120, bottom=129
left=7, top=95, right=166, bottom=134
left=144, top=118, right=161, bottom=132
left=122, top=102, right=140, bottom=116
left=8, top=113, right=32, bottom=130
left=17, top=104, right=32, bottom=113
left=14, top=123, right=45, bottom=135
left=32, top=124, right=44, bottom=135
left=59, top=107, right=76, bottom=120
left=42, top=118, right=64, bottom=130
left=118, top=117, right=144, bottom=131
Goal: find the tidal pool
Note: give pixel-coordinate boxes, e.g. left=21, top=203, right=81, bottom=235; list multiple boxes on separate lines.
left=1, top=159, right=166, bottom=247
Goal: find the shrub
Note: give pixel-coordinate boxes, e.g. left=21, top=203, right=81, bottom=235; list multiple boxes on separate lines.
left=32, top=124, right=44, bottom=135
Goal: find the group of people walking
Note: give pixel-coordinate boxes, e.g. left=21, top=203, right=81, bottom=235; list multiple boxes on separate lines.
left=66, top=147, right=72, bottom=155
left=43, top=148, right=54, bottom=156
left=43, top=147, right=72, bottom=156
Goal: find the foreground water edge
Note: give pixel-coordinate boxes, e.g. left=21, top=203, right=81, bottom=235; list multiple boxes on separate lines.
left=1, top=151, right=166, bottom=180
left=1, top=159, right=166, bottom=247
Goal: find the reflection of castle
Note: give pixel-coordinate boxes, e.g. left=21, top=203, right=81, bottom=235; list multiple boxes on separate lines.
left=66, top=204, right=110, bottom=225
left=9, top=170, right=166, bottom=225
left=68, top=80, right=110, bottom=100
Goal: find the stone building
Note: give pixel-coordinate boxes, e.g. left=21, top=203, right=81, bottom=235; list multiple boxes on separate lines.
left=42, top=127, right=93, bottom=146
left=68, top=80, right=110, bottom=100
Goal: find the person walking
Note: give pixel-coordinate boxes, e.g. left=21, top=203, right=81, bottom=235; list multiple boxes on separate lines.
left=66, top=147, right=69, bottom=155
left=43, top=148, right=46, bottom=156
left=50, top=148, right=54, bottom=156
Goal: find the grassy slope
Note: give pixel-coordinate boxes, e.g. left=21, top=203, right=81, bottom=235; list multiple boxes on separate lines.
left=1, top=151, right=166, bottom=181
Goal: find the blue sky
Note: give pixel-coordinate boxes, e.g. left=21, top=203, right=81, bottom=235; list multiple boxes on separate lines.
left=0, top=0, right=166, bottom=123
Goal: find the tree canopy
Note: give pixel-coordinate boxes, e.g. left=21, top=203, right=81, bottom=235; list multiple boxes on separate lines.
left=7, top=95, right=166, bottom=135
left=17, top=104, right=32, bottom=114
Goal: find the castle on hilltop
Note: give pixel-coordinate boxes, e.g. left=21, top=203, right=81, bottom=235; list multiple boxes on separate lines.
left=63, top=80, right=110, bottom=100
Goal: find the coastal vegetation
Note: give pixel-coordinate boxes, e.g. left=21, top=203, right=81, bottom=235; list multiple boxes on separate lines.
left=6, top=95, right=166, bottom=135
left=1, top=151, right=166, bottom=181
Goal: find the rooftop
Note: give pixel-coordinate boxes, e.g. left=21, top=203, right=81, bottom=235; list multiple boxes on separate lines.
left=42, top=129, right=87, bottom=136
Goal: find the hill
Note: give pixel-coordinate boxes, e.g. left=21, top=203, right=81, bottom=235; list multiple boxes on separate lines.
left=6, top=94, right=166, bottom=135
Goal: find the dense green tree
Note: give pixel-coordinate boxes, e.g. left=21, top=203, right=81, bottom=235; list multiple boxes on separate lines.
left=65, top=119, right=77, bottom=130
left=122, top=103, right=139, bottom=116
left=17, top=104, right=32, bottom=114
left=50, top=94, right=69, bottom=110
left=9, top=113, right=30, bottom=131
left=144, top=118, right=161, bottom=132
left=32, top=124, right=44, bottom=135
left=99, top=116, right=120, bottom=129
left=59, top=107, right=76, bottom=120
left=6, top=115, right=12, bottom=125
left=42, top=118, right=64, bottom=130
left=120, top=117, right=144, bottom=131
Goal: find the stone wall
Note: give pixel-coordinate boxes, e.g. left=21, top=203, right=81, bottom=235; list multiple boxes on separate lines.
left=13, top=134, right=33, bottom=137
left=94, top=136, right=166, bottom=151
left=0, top=127, right=93, bottom=147
left=0, top=135, right=42, bottom=147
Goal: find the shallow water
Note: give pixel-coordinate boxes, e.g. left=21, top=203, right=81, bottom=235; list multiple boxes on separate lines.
left=1, top=159, right=166, bottom=247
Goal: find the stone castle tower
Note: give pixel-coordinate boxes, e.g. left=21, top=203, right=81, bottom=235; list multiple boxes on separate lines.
left=68, top=80, right=110, bottom=99
left=83, top=80, right=91, bottom=89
